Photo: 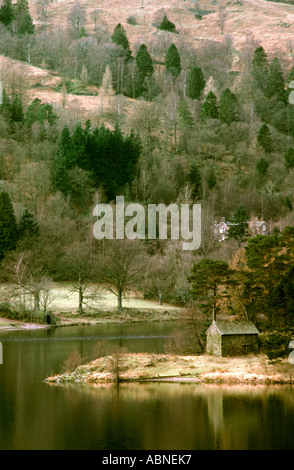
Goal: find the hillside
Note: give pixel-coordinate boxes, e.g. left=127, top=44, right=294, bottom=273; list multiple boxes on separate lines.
left=28, top=0, right=294, bottom=55
left=2, top=0, right=294, bottom=123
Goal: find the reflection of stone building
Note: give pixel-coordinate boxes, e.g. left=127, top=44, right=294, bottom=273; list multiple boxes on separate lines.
left=206, top=320, right=260, bottom=357
left=214, top=217, right=269, bottom=242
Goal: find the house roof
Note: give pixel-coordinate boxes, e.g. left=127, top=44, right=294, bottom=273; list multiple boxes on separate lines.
left=211, top=320, right=259, bottom=336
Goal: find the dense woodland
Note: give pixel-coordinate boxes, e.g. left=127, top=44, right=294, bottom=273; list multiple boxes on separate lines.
left=0, top=0, right=294, bottom=357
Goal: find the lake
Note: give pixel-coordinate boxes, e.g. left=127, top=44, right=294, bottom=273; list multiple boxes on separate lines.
left=0, top=322, right=294, bottom=450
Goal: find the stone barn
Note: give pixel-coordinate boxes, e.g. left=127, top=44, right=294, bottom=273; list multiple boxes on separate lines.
left=206, top=320, right=259, bottom=357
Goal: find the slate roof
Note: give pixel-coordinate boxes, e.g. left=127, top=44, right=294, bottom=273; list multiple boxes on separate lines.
left=212, top=320, right=259, bottom=336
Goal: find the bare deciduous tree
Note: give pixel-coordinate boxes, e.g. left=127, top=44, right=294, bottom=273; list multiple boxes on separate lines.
left=99, top=239, right=146, bottom=312
left=67, top=2, right=86, bottom=38
left=217, top=5, right=228, bottom=35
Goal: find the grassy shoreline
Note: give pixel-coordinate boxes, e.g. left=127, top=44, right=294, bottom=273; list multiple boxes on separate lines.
left=45, top=353, right=294, bottom=386
left=0, top=307, right=180, bottom=331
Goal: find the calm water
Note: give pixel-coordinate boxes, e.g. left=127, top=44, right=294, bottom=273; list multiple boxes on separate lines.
left=0, top=322, right=294, bottom=450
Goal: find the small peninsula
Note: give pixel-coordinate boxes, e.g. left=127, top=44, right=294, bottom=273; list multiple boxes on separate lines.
left=45, top=353, right=294, bottom=386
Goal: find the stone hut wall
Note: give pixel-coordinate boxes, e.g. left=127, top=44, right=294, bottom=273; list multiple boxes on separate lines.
left=222, top=334, right=259, bottom=357
left=206, top=324, right=222, bottom=356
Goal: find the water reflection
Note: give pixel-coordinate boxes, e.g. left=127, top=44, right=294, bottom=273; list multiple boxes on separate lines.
left=42, top=382, right=294, bottom=450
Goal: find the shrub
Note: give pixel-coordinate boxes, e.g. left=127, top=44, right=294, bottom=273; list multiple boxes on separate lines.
left=127, top=16, right=137, bottom=25
left=259, top=330, right=294, bottom=360
left=0, top=303, right=35, bottom=322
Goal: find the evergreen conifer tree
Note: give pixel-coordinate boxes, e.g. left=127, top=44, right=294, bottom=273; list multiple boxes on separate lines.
left=158, top=15, right=176, bottom=33
left=186, top=162, right=202, bottom=200
left=219, top=88, right=239, bottom=125
left=266, top=57, right=286, bottom=103
left=0, top=192, right=18, bottom=261
left=257, top=123, right=273, bottom=153
left=256, top=157, right=269, bottom=176
left=0, top=0, right=14, bottom=26
left=134, top=44, right=154, bottom=97
left=285, top=147, right=294, bottom=169
left=228, top=204, right=249, bottom=241
left=200, top=91, right=218, bottom=120
left=0, top=89, right=11, bottom=119
left=285, top=196, right=292, bottom=211
left=187, top=67, right=205, bottom=100
left=10, top=95, right=24, bottom=122
left=252, top=46, right=269, bottom=92
left=136, top=44, right=154, bottom=79
left=111, top=23, right=132, bottom=60
left=18, top=10, right=35, bottom=35
left=165, top=44, right=181, bottom=77
left=18, top=209, right=40, bottom=244
left=53, top=125, right=72, bottom=194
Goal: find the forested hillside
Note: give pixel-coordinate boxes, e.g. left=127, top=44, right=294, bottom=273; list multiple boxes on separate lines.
left=0, top=0, right=294, bottom=356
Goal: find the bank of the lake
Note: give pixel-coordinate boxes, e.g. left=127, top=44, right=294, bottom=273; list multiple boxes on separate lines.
left=45, top=353, right=294, bottom=386
left=0, top=307, right=181, bottom=331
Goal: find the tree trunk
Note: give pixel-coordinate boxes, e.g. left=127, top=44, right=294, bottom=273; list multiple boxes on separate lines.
left=34, top=291, right=40, bottom=312
left=117, top=288, right=123, bottom=312
left=158, top=290, right=163, bottom=305
left=213, top=284, right=217, bottom=322
left=78, top=284, right=84, bottom=314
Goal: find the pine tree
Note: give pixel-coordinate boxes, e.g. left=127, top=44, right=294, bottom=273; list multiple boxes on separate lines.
left=219, top=88, right=239, bottom=125
left=0, top=89, right=11, bottom=119
left=0, top=192, right=18, bottom=261
left=271, top=266, right=294, bottom=326
left=189, top=259, right=234, bottom=321
left=257, top=123, right=273, bottom=153
left=285, top=196, right=292, bottom=211
left=158, top=15, right=176, bottom=33
left=136, top=44, right=154, bottom=79
left=0, top=0, right=14, bottom=26
left=10, top=95, right=24, bottom=122
left=285, top=147, right=294, bottom=169
left=18, top=10, right=35, bottom=35
left=187, top=67, right=205, bottom=100
left=252, top=46, right=269, bottom=92
left=256, top=157, right=269, bottom=176
left=186, top=161, right=202, bottom=200
left=266, top=57, right=286, bottom=103
left=25, top=98, right=57, bottom=127
left=228, top=204, right=249, bottom=241
left=111, top=23, right=132, bottom=61
left=18, top=209, right=40, bottom=245
left=200, top=91, right=218, bottom=120
left=134, top=44, right=154, bottom=97
left=53, top=125, right=72, bottom=194
left=165, top=44, right=181, bottom=77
